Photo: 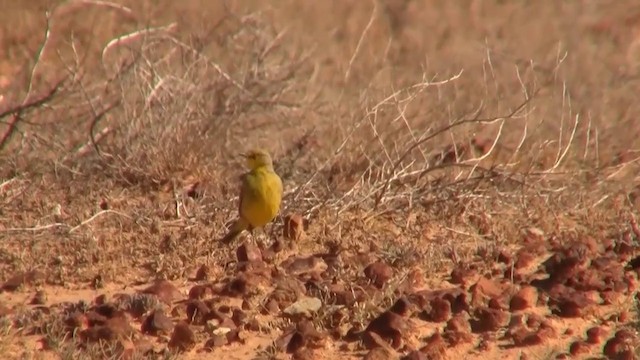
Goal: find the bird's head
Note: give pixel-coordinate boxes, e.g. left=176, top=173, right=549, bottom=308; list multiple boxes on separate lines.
left=241, top=149, right=274, bottom=170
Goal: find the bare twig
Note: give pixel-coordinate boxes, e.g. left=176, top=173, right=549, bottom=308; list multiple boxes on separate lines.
left=344, top=0, right=378, bottom=82
left=0, top=9, right=65, bottom=151
left=372, top=91, right=538, bottom=210
left=69, top=210, right=132, bottom=233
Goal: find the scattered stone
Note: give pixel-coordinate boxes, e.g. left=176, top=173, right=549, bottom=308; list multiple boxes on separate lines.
left=168, top=321, right=195, bottom=352
left=194, top=264, right=210, bottom=281
left=470, top=277, right=510, bottom=308
left=510, top=286, right=538, bottom=311
left=232, top=308, right=248, bottom=326
left=421, top=296, right=451, bottom=322
left=525, top=313, right=545, bottom=329
left=497, top=249, right=513, bottom=265
left=443, top=328, right=474, bottom=346
left=283, top=214, right=305, bottom=241
left=449, top=265, right=478, bottom=287
left=292, top=348, right=317, bottom=360
left=550, top=291, right=596, bottom=318
left=445, top=312, right=470, bottom=333
left=365, top=310, right=408, bottom=349
left=237, top=242, right=263, bottom=263
left=188, top=284, right=211, bottom=299
left=389, top=296, right=412, bottom=317
left=470, top=307, right=510, bottom=333
left=31, top=289, right=47, bottom=305
left=364, top=261, right=394, bottom=288
left=586, top=326, right=606, bottom=344
left=263, top=298, right=280, bottom=315
left=508, top=326, right=544, bottom=347
left=514, top=251, right=536, bottom=270
left=541, top=244, right=591, bottom=286
left=569, top=341, right=591, bottom=356
left=204, top=335, right=228, bottom=349
left=81, top=315, right=135, bottom=343
left=140, top=279, right=183, bottom=304
left=1, top=270, right=45, bottom=292
left=362, top=330, right=395, bottom=351
left=419, top=332, right=446, bottom=359
left=283, top=297, right=322, bottom=317
left=364, top=346, right=399, bottom=360
left=186, top=300, right=212, bottom=325
left=403, top=349, right=430, bottom=360
left=283, top=256, right=328, bottom=276
left=141, top=309, right=174, bottom=335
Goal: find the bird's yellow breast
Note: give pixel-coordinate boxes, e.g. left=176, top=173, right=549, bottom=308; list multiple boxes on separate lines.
left=240, top=166, right=283, bottom=228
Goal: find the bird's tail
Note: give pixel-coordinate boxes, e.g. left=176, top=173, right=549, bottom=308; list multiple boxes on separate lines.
left=220, top=218, right=248, bottom=244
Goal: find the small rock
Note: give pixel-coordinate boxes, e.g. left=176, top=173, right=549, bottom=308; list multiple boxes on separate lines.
left=168, top=321, right=195, bottom=352
left=365, top=310, right=408, bottom=349
left=1, top=270, right=45, bottom=292
left=275, top=328, right=303, bottom=353
left=237, top=242, right=262, bottom=263
left=497, top=249, right=513, bottom=264
left=283, top=297, right=322, bottom=317
left=283, top=214, right=305, bottom=241
left=510, top=286, right=538, bottom=311
left=245, top=318, right=261, bottom=331
left=204, top=335, right=228, bottom=349
left=362, top=330, right=395, bottom=351
left=364, top=346, right=399, bottom=360
left=449, top=265, right=478, bottom=287
left=292, top=348, right=316, bottom=360
left=141, top=309, right=174, bottom=335
left=419, top=332, right=446, bottom=359
left=586, top=326, right=606, bottom=344
left=514, top=252, right=536, bottom=270
left=81, top=315, right=135, bottom=343
left=470, top=307, right=510, bottom=333
left=212, top=326, right=232, bottom=336
left=421, top=296, right=451, bottom=322
left=186, top=300, right=212, bottom=325
left=283, top=256, right=328, bottom=276
left=261, top=297, right=280, bottom=315
left=364, top=261, right=394, bottom=288
left=525, top=313, right=545, bottom=329
left=140, top=279, right=183, bottom=304
left=389, top=296, right=411, bottom=317
left=31, top=290, right=47, bottom=305
left=443, top=326, right=474, bottom=346
left=232, top=308, right=248, bottom=326
left=226, top=329, right=247, bottom=344
left=551, top=293, right=595, bottom=318
left=401, top=350, right=426, bottom=360
left=508, top=326, right=540, bottom=347
left=188, top=284, right=211, bottom=299
left=569, top=341, right=591, bottom=356
left=194, top=264, right=210, bottom=281
left=445, top=312, right=471, bottom=333
left=470, top=277, right=510, bottom=307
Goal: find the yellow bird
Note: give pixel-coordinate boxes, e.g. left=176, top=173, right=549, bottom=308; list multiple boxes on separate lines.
left=220, top=149, right=283, bottom=244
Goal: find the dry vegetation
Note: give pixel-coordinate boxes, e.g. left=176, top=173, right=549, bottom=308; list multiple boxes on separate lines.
left=1, top=0, right=640, bottom=359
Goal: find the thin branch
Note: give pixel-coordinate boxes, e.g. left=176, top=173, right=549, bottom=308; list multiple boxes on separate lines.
left=344, top=0, right=377, bottom=82
left=373, top=91, right=538, bottom=210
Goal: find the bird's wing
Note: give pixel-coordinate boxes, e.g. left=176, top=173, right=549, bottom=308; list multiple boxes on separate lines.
left=238, top=172, right=249, bottom=215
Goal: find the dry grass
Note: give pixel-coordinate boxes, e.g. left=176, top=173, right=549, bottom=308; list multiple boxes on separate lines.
left=1, top=0, right=640, bottom=359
